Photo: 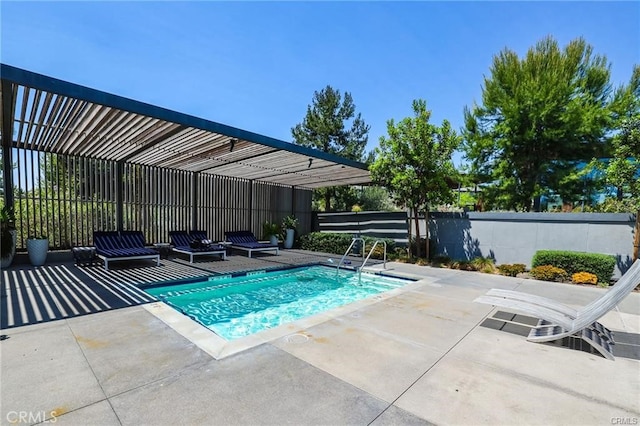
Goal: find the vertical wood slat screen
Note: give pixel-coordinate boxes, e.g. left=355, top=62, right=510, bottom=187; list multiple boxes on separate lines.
left=3, top=147, right=313, bottom=250
left=10, top=148, right=117, bottom=250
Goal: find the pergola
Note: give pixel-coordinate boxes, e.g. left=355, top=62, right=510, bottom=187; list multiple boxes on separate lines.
left=0, top=64, right=370, bottom=197
left=0, top=64, right=371, bottom=240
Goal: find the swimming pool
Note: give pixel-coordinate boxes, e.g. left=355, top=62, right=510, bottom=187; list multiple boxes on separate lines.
left=144, top=265, right=411, bottom=340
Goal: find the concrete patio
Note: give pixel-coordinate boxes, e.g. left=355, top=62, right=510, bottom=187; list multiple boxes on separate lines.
left=1, top=251, right=639, bottom=425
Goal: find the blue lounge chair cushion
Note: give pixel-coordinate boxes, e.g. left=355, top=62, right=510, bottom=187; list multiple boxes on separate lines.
left=93, top=231, right=158, bottom=258
left=169, top=230, right=227, bottom=253
left=225, top=230, right=277, bottom=248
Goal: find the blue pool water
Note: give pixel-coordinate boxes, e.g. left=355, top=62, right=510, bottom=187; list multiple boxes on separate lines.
left=144, top=265, right=411, bottom=340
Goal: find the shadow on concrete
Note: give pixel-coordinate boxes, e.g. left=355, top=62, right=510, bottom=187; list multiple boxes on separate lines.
left=481, top=311, right=640, bottom=361
left=431, top=213, right=483, bottom=260
left=0, top=261, right=209, bottom=330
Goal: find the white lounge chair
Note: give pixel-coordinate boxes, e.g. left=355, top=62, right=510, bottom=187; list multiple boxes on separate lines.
left=474, top=260, right=640, bottom=360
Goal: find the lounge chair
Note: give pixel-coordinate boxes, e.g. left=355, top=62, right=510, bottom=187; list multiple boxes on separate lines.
left=93, top=231, right=160, bottom=271
left=225, top=230, right=279, bottom=258
left=169, top=230, right=227, bottom=263
left=474, top=260, right=640, bottom=360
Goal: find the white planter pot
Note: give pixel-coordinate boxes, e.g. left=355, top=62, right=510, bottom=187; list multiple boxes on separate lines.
left=1, top=229, right=17, bottom=269
left=27, top=238, right=49, bottom=266
left=269, top=235, right=279, bottom=246
left=284, top=229, right=295, bottom=249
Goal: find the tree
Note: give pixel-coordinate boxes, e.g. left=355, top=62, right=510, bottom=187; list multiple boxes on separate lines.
left=356, top=186, right=396, bottom=212
left=604, top=117, right=640, bottom=260
left=584, top=65, right=640, bottom=259
left=463, top=36, right=614, bottom=211
left=371, top=99, right=461, bottom=258
left=292, top=85, right=369, bottom=211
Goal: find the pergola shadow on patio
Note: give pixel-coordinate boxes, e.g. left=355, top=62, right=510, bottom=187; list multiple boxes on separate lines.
left=0, top=64, right=372, bottom=251
left=0, top=250, right=381, bottom=330
left=2, top=263, right=639, bottom=425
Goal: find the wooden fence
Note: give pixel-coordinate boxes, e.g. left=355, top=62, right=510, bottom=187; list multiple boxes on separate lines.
left=4, top=148, right=311, bottom=250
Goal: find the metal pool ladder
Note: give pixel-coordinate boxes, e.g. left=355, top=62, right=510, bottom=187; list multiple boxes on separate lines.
left=336, top=237, right=387, bottom=276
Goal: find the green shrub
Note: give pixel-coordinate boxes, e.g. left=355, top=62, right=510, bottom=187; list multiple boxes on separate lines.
left=362, top=236, right=396, bottom=260
left=262, top=221, right=280, bottom=239
left=299, top=233, right=395, bottom=259
left=390, top=247, right=408, bottom=260
left=299, top=232, right=352, bottom=255
left=497, top=263, right=526, bottom=277
left=530, top=265, right=568, bottom=282
left=450, top=260, right=476, bottom=271
left=409, top=237, right=437, bottom=259
left=532, top=250, right=615, bottom=284
left=471, top=256, right=496, bottom=273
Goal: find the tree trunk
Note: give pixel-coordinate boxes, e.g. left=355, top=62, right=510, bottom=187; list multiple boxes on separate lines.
left=533, top=196, right=541, bottom=212
left=634, top=209, right=640, bottom=262
left=406, top=209, right=413, bottom=258
left=324, top=189, right=331, bottom=212
left=413, top=207, right=421, bottom=258
left=425, top=208, right=430, bottom=260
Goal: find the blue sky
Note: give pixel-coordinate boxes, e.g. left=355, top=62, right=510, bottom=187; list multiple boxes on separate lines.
left=1, top=1, right=638, bottom=166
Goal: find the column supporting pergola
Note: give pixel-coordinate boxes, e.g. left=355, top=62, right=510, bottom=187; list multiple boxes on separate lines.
left=116, top=161, right=124, bottom=232
left=248, top=180, right=254, bottom=231
left=291, top=186, right=296, bottom=216
left=1, top=79, right=15, bottom=209
left=191, top=172, right=199, bottom=231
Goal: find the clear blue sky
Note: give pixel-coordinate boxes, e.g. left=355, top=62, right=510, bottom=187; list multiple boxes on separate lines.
left=2, top=2, right=638, bottom=167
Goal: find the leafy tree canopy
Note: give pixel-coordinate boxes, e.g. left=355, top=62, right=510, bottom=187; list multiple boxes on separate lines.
left=463, top=36, right=618, bottom=211
left=603, top=117, right=640, bottom=209
left=292, top=85, right=370, bottom=211
left=371, top=99, right=461, bottom=257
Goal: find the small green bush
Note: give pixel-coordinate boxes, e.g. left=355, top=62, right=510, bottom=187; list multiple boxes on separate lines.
left=415, top=258, right=429, bottom=266
left=497, top=263, right=526, bottom=277
left=449, top=260, right=476, bottom=271
left=409, top=237, right=437, bottom=259
left=532, top=250, right=615, bottom=284
left=362, top=236, right=396, bottom=260
left=471, top=257, right=496, bottom=273
left=530, top=265, right=568, bottom=282
left=299, top=232, right=352, bottom=255
left=299, top=233, right=395, bottom=259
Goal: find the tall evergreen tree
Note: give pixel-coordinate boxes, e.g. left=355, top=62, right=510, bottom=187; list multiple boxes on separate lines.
left=463, top=36, right=614, bottom=211
left=292, top=85, right=369, bottom=211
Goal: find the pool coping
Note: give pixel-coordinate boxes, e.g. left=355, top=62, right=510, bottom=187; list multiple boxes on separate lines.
left=143, top=269, right=428, bottom=360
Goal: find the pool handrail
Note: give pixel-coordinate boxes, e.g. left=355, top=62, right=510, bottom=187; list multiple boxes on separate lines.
left=337, top=237, right=364, bottom=275
left=361, top=240, right=387, bottom=271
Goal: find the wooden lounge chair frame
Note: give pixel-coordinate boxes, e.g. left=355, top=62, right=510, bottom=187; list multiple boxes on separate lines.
left=474, top=260, right=640, bottom=360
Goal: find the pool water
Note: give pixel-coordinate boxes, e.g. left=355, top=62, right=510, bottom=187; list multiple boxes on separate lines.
left=144, top=265, right=411, bottom=340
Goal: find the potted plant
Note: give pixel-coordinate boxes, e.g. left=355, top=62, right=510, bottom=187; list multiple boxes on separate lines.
left=281, top=215, right=298, bottom=249
left=27, top=234, right=49, bottom=266
left=262, top=221, right=280, bottom=246
left=1, top=206, right=17, bottom=269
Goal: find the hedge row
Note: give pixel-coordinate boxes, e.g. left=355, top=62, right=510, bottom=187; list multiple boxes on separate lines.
left=531, top=250, right=616, bottom=284
left=299, top=232, right=395, bottom=258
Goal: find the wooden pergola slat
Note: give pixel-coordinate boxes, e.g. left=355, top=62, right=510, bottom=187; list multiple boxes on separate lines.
left=1, top=64, right=371, bottom=189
